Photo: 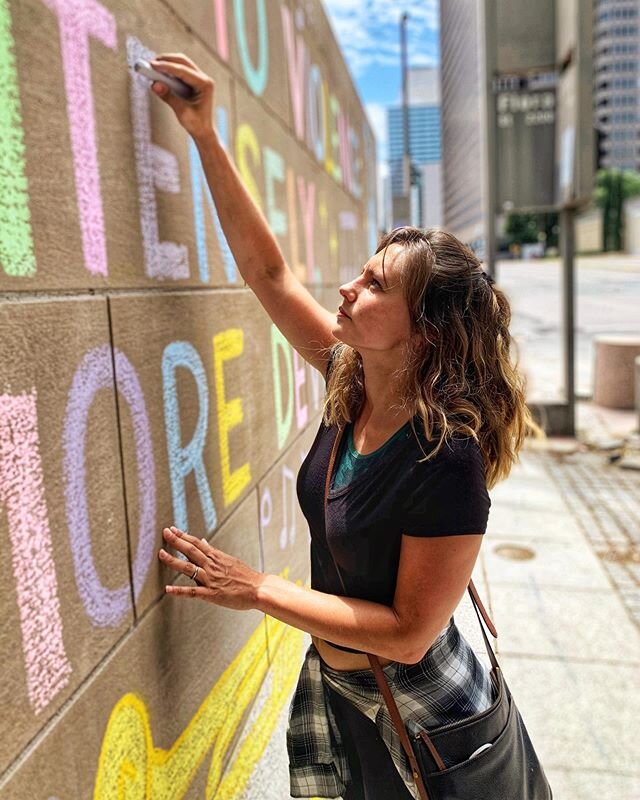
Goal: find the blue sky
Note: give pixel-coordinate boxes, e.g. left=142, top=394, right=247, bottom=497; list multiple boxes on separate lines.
left=323, top=0, right=440, bottom=162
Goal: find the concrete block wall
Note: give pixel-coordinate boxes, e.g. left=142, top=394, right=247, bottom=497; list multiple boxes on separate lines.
left=0, top=0, right=376, bottom=796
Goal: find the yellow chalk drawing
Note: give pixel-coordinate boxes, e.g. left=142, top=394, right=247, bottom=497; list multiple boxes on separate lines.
left=329, top=230, right=338, bottom=259
left=235, top=123, right=262, bottom=209
left=213, top=328, right=252, bottom=507
left=208, top=613, right=303, bottom=798
left=318, top=196, right=328, bottom=227
left=94, top=611, right=305, bottom=799
left=287, top=166, right=307, bottom=282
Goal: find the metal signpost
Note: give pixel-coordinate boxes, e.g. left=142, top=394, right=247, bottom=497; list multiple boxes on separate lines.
left=484, top=0, right=594, bottom=436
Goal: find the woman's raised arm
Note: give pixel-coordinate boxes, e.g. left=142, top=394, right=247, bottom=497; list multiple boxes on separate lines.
left=150, top=54, right=338, bottom=374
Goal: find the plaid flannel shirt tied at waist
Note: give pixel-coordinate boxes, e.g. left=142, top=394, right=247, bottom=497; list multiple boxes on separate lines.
left=286, top=620, right=495, bottom=799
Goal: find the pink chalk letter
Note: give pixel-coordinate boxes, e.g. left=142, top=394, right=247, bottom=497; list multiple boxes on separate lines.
left=338, top=110, right=353, bottom=193
left=293, top=349, right=308, bottom=429
left=296, top=176, right=316, bottom=282
left=41, top=0, right=117, bottom=277
left=0, top=391, right=72, bottom=714
left=212, top=0, right=229, bottom=61
left=281, top=6, right=307, bottom=140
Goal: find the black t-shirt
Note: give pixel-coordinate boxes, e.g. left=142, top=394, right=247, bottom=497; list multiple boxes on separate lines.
left=296, top=419, right=491, bottom=609
left=297, top=352, right=491, bottom=653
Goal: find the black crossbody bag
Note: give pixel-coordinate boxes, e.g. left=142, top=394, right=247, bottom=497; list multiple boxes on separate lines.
left=324, top=427, right=553, bottom=800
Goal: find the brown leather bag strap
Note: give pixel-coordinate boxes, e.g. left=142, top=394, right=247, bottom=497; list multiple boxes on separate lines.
left=368, top=655, right=432, bottom=800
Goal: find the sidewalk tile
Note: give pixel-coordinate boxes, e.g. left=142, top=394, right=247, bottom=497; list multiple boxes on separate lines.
left=544, top=768, right=640, bottom=800
left=483, top=536, right=611, bottom=589
left=499, top=655, right=640, bottom=775
left=490, top=476, right=567, bottom=513
left=487, top=504, right=585, bottom=543
left=490, top=585, right=640, bottom=662
left=454, top=578, right=496, bottom=664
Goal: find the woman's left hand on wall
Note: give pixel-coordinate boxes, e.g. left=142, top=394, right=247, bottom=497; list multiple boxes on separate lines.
left=159, top=527, right=263, bottom=610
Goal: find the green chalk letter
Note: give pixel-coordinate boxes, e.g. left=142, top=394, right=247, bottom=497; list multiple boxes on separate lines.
left=0, top=0, right=35, bottom=278
left=234, top=0, right=268, bottom=97
left=271, top=324, right=293, bottom=449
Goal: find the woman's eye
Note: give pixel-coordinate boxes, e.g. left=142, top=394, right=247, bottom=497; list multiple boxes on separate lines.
left=368, top=278, right=382, bottom=290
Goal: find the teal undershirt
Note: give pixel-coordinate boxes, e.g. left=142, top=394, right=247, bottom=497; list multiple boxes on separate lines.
left=331, top=422, right=409, bottom=490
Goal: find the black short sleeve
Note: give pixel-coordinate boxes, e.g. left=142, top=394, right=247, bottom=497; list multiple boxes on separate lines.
left=401, top=436, right=491, bottom=537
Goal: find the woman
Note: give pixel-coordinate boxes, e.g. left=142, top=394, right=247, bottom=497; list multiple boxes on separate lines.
left=152, top=55, right=538, bottom=799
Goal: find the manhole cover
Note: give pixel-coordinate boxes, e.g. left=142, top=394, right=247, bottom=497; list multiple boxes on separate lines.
left=493, top=544, right=536, bottom=561
left=598, top=547, right=640, bottom=565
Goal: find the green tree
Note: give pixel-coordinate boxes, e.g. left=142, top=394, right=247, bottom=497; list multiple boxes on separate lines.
left=504, top=213, right=539, bottom=246
left=594, top=168, right=640, bottom=251
left=503, top=211, right=559, bottom=250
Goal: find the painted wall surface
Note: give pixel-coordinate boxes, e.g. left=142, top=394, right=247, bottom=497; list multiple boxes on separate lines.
left=0, top=0, right=376, bottom=796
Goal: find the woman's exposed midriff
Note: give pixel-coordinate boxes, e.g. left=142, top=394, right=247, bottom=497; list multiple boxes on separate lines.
left=312, top=634, right=395, bottom=671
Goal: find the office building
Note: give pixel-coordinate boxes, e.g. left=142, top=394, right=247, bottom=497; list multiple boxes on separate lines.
left=387, top=68, right=443, bottom=229
left=439, top=2, right=487, bottom=252
left=594, top=0, right=640, bottom=171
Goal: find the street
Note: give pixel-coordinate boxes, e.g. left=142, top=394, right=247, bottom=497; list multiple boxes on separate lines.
left=496, top=254, right=640, bottom=402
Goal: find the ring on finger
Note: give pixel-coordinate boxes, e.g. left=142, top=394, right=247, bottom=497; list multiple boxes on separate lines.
left=190, top=564, right=199, bottom=581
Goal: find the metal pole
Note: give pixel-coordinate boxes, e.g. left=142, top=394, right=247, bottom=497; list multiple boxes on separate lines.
left=400, top=12, right=410, bottom=200
left=482, top=0, right=497, bottom=279
left=560, top=205, right=576, bottom=436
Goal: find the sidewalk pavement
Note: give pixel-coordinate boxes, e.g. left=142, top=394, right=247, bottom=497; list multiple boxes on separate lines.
left=454, top=399, right=640, bottom=800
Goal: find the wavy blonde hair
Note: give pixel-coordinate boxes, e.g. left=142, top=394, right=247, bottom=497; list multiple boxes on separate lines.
left=323, top=226, right=543, bottom=489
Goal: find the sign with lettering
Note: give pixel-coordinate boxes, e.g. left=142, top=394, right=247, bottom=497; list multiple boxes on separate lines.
left=495, top=78, right=557, bottom=211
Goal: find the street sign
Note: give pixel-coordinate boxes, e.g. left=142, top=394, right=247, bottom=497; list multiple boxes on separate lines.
left=495, top=76, right=557, bottom=211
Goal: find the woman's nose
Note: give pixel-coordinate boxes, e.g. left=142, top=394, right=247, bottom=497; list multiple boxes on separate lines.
left=339, top=281, right=356, bottom=301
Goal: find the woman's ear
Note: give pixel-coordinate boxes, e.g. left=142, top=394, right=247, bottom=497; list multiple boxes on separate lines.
left=409, top=328, right=434, bottom=355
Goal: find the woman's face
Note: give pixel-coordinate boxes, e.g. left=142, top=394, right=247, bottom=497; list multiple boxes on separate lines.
left=333, top=244, right=413, bottom=353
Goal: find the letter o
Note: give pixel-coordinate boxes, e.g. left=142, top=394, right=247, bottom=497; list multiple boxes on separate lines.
left=63, top=345, right=156, bottom=627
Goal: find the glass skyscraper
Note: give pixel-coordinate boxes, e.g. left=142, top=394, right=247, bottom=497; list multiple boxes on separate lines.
left=387, top=68, right=442, bottom=229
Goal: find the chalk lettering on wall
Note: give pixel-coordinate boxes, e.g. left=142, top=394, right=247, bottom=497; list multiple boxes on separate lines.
left=93, top=614, right=304, bottom=799
left=280, top=4, right=367, bottom=201
left=338, top=110, right=353, bottom=191
left=212, top=0, right=229, bottom=61
left=235, top=122, right=262, bottom=209
left=127, top=36, right=189, bottom=281
left=281, top=5, right=306, bottom=140
left=338, top=209, right=358, bottom=284
left=296, top=175, right=316, bottom=282
left=350, top=123, right=363, bottom=200
left=286, top=167, right=306, bottom=281
left=41, top=0, right=116, bottom=277
left=270, top=325, right=293, bottom=450
left=234, top=0, right=268, bottom=97
left=293, top=349, right=308, bottom=430
left=0, top=0, right=36, bottom=277
left=307, top=359, right=323, bottom=414
left=327, top=93, right=342, bottom=183
left=263, top=146, right=287, bottom=237
left=213, top=329, right=251, bottom=507
left=0, top=390, right=72, bottom=713
left=258, top=487, right=271, bottom=571
left=307, top=64, right=325, bottom=163
left=208, top=614, right=303, bottom=798
left=279, top=465, right=296, bottom=550
left=162, top=341, right=217, bottom=535
left=188, top=108, right=237, bottom=284
left=63, top=345, right=156, bottom=626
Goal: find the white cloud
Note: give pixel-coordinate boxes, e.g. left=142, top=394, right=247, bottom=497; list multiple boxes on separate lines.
left=323, top=0, right=439, bottom=78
